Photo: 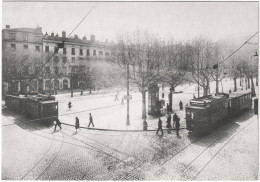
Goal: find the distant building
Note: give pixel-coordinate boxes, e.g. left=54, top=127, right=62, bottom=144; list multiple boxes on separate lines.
left=2, top=25, right=112, bottom=95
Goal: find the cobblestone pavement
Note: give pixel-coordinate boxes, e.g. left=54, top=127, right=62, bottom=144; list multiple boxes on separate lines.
left=2, top=109, right=258, bottom=180
left=2, top=80, right=258, bottom=180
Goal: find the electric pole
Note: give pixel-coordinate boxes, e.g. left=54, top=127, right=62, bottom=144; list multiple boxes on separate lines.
left=126, top=62, right=130, bottom=125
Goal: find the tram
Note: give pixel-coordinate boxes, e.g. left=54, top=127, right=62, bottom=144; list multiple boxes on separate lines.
left=186, top=90, right=252, bottom=134
left=5, top=94, right=58, bottom=124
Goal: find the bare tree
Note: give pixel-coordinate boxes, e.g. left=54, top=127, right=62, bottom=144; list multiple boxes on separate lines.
left=107, top=32, right=166, bottom=119
left=163, top=42, right=189, bottom=111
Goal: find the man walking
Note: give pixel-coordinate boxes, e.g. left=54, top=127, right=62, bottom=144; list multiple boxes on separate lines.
left=156, top=117, right=163, bottom=135
left=54, top=118, right=62, bottom=131
left=68, top=101, right=72, bottom=110
left=88, top=113, right=95, bottom=127
left=173, top=113, right=178, bottom=128
left=75, top=117, right=80, bottom=132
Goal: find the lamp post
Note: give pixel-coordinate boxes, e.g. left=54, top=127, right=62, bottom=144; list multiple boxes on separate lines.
left=126, top=62, right=130, bottom=126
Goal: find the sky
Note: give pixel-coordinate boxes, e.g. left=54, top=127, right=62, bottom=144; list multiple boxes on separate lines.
left=2, top=2, right=259, bottom=43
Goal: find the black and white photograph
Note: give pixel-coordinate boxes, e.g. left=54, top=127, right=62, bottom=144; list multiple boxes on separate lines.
left=1, top=1, right=259, bottom=180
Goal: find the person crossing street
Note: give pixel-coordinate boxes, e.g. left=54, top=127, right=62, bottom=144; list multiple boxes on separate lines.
left=88, top=113, right=95, bottom=127
left=54, top=118, right=62, bottom=131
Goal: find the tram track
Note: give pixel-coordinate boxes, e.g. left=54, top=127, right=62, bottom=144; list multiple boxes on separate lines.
left=191, top=116, right=256, bottom=180
left=3, top=112, right=66, bottom=180
left=144, top=111, right=255, bottom=180
left=3, top=110, right=143, bottom=180
left=3, top=106, right=256, bottom=180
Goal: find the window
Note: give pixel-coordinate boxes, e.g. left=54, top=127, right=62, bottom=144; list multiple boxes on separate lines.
left=63, top=48, right=67, bottom=55
left=72, top=57, right=75, bottom=63
left=93, top=50, right=96, bottom=56
left=35, top=46, right=40, bottom=52
left=190, top=111, right=203, bottom=120
left=99, top=51, right=103, bottom=56
left=45, top=46, right=49, bottom=52
left=72, top=48, right=75, bottom=55
left=11, top=43, right=16, bottom=49
left=80, top=49, right=83, bottom=55
left=54, top=47, right=59, bottom=54
left=105, top=52, right=109, bottom=56
left=23, top=34, right=28, bottom=41
left=11, top=33, right=15, bottom=39
left=24, top=45, right=28, bottom=50
left=87, top=49, right=90, bottom=56
left=35, top=36, right=40, bottom=42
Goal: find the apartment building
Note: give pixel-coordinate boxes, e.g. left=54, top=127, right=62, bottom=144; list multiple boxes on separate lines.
left=2, top=25, right=111, bottom=95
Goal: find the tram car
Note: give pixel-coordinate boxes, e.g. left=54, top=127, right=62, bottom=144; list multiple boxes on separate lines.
left=5, top=94, right=58, bottom=124
left=186, top=90, right=252, bottom=134
left=5, top=94, right=27, bottom=114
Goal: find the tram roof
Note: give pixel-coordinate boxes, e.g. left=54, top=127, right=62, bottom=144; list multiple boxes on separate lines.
left=229, top=90, right=252, bottom=98
left=187, top=93, right=228, bottom=108
left=40, top=100, right=58, bottom=104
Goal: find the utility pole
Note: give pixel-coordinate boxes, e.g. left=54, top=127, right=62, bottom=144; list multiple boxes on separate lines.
left=216, top=60, right=219, bottom=94
left=126, top=62, right=130, bottom=125
left=70, top=71, right=73, bottom=97
left=197, top=48, right=200, bottom=98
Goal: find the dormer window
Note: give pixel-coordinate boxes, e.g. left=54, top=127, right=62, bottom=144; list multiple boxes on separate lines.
left=11, top=33, right=15, bottom=39
left=23, top=34, right=28, bottom=41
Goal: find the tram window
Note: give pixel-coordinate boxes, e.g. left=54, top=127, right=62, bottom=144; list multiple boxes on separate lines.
left=190, top=111, right=203, bottom=120
left=186, top=111, right=191, bottom=119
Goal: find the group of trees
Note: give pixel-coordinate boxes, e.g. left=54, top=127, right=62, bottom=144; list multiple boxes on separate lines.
left=106, top=32, right=258, bottom=119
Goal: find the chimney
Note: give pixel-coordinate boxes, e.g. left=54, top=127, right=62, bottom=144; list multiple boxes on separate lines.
left=6, top=25, right=10, bottom=29
left=36, top=26, right=42, bottom=33
left=91, top=34, right=95, bottom=42
left=55, top=33, right=59, bottom=37
left=74, top=35, right=78, bottom=39
left=83, top=36, right=87, bottom=41
left=62, top=31, right=66, bottom=38
left=51, top=32, right=54, bottom=36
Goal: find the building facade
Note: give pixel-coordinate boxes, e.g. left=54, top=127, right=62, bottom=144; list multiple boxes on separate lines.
left=2, top=25, right=111, bottom=95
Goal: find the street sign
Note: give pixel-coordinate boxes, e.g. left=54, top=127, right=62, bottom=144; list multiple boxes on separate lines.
left=124, top=95, right=132, bottom=100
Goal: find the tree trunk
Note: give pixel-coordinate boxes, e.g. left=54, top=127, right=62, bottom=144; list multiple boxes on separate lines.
left=256, top=75, right=258, bottom=86
left=248, top=77, right=250, bottom=89
left=251, top=76, right=256, bottom=97
left=216, top=79, right=219, bottom=93
left=169, top=87, right=173, bottom=112
left=233, top=77, right=237, bottom=92
left=141, top=91, right=147, bottom=119
left=203, top=87, right=208, bottom=96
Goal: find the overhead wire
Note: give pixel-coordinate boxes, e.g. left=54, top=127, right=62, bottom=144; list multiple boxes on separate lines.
left=26, top=3, right=99, bottom=91
left=218, top=32, right=258, bottom=65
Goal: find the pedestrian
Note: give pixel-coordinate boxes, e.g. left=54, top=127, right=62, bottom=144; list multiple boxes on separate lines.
left=88, top=113, right=95, bottom=127
left=175, top=116, right=180, bottom=135
left=156, top=117, right=163, bottom=135
left=173, top=113, right=178, bottom=129
left=54, top=118, right=62, bottom=131
left=114, top=94, right=119, bottom=101
left=193, top=94, right=196, bottom=99
left=162, top=92, right=165, bottom=98
left=166, top=103, right=169, bottom=112
left=229, top=89, right=232, bottom=93
left=68, top=101, right=72, bottom=110
left=75, top=117, right=80, bottom=132
left=143, top=119, right=148, bottom=131
left=166, top=114, right=172, bottom=133
left=179, top=100, right=183, bottom=110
